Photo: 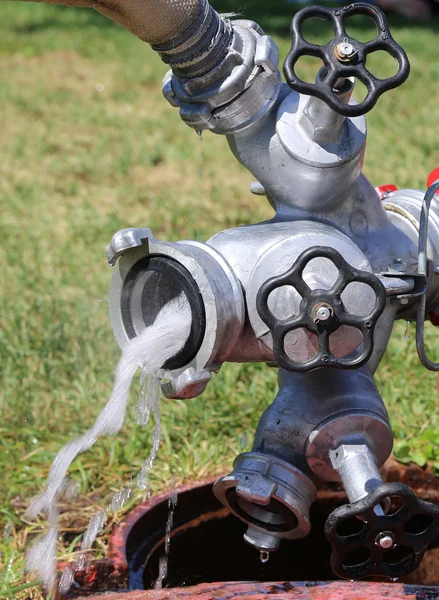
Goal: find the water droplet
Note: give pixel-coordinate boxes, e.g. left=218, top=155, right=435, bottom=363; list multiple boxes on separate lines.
left=260, top=551, right=270, bottom=564
left=392, top=578, right=399, bottom=582
left=404, top=321, right=411, bottom=339
left=111, top=487, right=131, bottom=512
left=196, top=130, right=203, bottom=141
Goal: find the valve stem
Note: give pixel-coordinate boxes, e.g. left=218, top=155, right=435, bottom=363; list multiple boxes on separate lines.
left=329, top=444, right=384, bottom=505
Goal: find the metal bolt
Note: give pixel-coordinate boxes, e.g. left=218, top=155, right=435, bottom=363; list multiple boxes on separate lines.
left=375, top=531, right=395, bottom=549
left=335, top=40, right=357, bottom=62
left=315, top=306, right=331, bottom=322
left=312, top=303, right=334, bottom=324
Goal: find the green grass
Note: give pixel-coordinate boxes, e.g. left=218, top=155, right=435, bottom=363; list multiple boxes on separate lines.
left=1, top=1, right=439, bottom=597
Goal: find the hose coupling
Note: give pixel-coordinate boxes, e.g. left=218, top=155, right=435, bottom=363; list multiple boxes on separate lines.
left=213, top=452, right=317, bottom=552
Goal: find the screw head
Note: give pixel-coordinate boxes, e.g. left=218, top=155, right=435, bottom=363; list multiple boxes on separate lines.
left=312, top=303, right=334, bottom=324
left=375, top=531, right=396, bottom=549
left=341, top=42, right=355, bottom=55
left=335, top=40, right=357, bottom=62
left=315, top=306, right=332, bottom=322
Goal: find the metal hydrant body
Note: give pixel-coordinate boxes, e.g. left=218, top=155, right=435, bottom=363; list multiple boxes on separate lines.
left=106, top=7, right=439, bottom=581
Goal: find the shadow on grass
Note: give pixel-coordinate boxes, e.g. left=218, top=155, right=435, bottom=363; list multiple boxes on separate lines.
left=214, top=0, right=439, bottom=36
left=11, top=1, right=439, bottom=39
left=13, top=6, right=115, bottom=33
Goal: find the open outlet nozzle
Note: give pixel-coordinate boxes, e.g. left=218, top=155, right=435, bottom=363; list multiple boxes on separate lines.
left=213, top=453, right=317, bottom=553
left=107, top=228, right=245, bottom=398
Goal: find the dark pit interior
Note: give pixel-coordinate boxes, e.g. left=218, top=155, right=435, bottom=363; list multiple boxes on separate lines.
left=124, top=482, right=439, bottom=590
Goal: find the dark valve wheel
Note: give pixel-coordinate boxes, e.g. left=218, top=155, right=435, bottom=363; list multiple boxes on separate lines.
left=325, top=482, right=439, bottom=580
left=283, top=3, right=410, bottom=117
left=256, top=246, right=386, bottom=372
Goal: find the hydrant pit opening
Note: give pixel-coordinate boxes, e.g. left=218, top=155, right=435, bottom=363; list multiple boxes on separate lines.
left=119, top=479, right=439, bottom=590
left=133, top=483, right=335, bottom=589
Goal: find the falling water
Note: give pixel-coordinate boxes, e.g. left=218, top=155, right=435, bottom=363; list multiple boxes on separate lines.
left=155, top=480, right=178, bottom=590
left=137, top=373, right=162, bottom=490
left=196, top=129, right=205, bottom=179
left=26, top=502, right=59, bottom=590
left=62, top=368, right=163, bottom=591
left=404, top=320, right=411, bottom=339
left=26, top=294, right=192, bottom=592
left=58, top=509, right=108, bottom=594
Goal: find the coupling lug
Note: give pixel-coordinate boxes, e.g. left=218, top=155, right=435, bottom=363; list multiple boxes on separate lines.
left=254, top=34, right=279, bottom=78
left=161, top=367, right=212, bottom=400
left=105, top=227, right=153, bottom=266
left=235, top=474, right=277, bottom=506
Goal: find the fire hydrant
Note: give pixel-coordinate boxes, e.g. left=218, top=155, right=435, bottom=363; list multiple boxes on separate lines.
left=105, top=1, right=439, bottom=581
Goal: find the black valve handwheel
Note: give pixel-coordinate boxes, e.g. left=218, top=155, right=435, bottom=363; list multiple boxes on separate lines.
left=283, top=3, right=410, bottom=117
left=325, top=482, right=439, bottom=580
left=256, top=246, right=386, bottom=372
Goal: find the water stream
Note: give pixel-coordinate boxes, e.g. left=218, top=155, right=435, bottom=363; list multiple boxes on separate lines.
left=26, top=294, right=192, bottom=592
left=155, top=477, right=178, bottom=591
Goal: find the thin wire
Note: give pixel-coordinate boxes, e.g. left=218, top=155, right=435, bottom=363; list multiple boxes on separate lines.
left=416, top=180, right=439, bottom=371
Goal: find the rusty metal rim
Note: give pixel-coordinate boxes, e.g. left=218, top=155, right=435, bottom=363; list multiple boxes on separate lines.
left=108, top=476, right=220, bottom=567
left=60, top=461, right=439, bottom=598
left=73, top=580, right=439, bottom=599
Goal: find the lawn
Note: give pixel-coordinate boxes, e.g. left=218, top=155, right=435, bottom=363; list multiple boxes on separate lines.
left=1, top=1, right=439, bottom=597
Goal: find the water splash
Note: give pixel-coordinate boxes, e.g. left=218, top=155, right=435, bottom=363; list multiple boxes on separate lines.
left=110, top=487, right=132, bottom=512
left=59, top=566, right=75, bottom=595
left=73, top=510, right=107, bottom=573
left=26, top=295, right=192, bottom=592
